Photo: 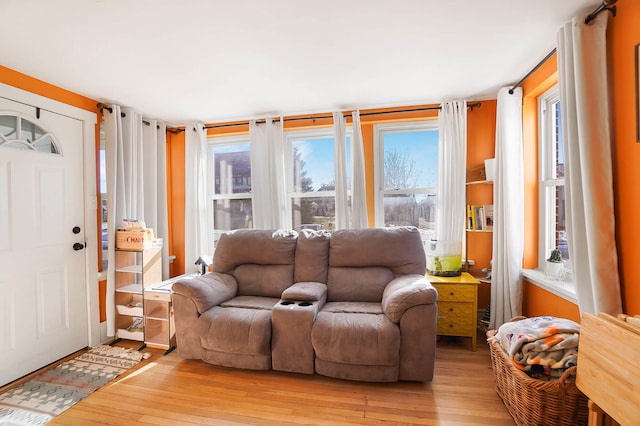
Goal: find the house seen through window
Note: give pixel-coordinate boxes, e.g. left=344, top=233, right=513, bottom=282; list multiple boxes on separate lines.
left=207, top=137, right=253, bottom=251
left=539, top=85, right=570, bottom=274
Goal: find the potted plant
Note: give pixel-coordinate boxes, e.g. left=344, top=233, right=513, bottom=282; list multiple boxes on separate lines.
left=545, top=248, right=564, bottom=278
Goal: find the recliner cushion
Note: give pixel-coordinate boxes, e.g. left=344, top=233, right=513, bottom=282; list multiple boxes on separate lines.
left=199, top=305, right=273, bottom=356
left=294, top=229, right=331, bottom=283
left=329, top=227, right=426, bottom=275
left=234, top=264, right=294, bottom=297
left=312, top=302, right=400, bottom=366
left=327, top=266, right=393, bottom=302
left=220, top=296, right=280, bottom=310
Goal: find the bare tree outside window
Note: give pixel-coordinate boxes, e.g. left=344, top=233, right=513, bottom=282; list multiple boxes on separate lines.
left=376, top=124, right=438, bottom=243
left=384, top=149, right=421, bottom=190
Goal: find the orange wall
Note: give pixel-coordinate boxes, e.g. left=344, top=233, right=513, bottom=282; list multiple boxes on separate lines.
left=523, top=283, right=581, bottom=322
left=519, top=53, right=568, bottom=317
left=609, top=0, right=640, bottom=315
left=466, top=101, right=497, bottom=309
left=167, top=130, right=186, bottom=277
left=522, top=0, right=640, bottom=317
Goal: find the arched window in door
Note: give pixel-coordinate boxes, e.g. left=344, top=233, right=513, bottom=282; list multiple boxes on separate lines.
left=0, top=112, right=61, bottom=154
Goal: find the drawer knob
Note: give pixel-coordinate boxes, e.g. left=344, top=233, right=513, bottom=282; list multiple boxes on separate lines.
left=450, top=291, right=455, bottom=296
left=449, top=307, right=454, bottom=312
left=449, top=324, right=454, bottom=328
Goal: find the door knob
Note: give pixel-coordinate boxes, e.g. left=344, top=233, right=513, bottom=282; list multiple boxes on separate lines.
left=73, top=242, right=85, bottom=251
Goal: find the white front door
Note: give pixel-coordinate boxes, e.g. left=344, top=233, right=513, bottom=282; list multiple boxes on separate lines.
left=0, top=97, right=88, bottom=386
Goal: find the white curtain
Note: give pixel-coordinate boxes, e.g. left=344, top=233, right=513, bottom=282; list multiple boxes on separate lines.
left=351, top=110, right=368, bottom=228
left=558, top=13, right=622, bottom=314
left=436, top=101, right=467, bottom=244
left=249, top=118, right=286, bottom=229
left=142, top=120, right=170, bottom=280
left=105, top=107, right=170, bottom=335
left=333, top=112, right=349, bottom=229
left=490, top=88, right=524, bottom=329
left=185, top=124, right=208, bottom=272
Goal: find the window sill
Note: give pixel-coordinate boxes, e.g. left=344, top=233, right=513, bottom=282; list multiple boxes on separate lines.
left=521, top=269, right=577, bottom=304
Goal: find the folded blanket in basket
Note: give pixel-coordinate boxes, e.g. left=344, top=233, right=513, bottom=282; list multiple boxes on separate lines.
left=490, top=316, right=580, bottom=377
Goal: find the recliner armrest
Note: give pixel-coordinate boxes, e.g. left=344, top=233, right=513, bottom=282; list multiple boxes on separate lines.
left=281, top=281, right=327, bottom=302
left=382, top=275, right=438, bottom=323
left=172, top=272, right=238, bottom=314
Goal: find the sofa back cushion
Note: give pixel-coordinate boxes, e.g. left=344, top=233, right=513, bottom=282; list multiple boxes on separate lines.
left=327, top=266, right=394, bottom=302
left=327, top=227, right=426, bottom=302
left=294, top=229, right=331, bottom=283
left=213, top=229, right=297, bottom=298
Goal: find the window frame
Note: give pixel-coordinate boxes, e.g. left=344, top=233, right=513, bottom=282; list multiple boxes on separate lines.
left=206, top=134, right=253, bottom=254
left=538, top=86, right=568, bottom=267
left=283, top=127, right=352, bottom=230
left=522, top=85, right=576, bottom=303
left=373, top=120, right=439, bottom=235
left=0, top=112, right=61, bottom=154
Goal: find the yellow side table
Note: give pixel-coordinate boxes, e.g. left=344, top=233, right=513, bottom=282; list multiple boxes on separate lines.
left=426, top=272, right=479, bottom=351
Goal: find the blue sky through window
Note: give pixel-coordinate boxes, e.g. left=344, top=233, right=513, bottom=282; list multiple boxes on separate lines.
left=295, top=136, right=351, bottom=191
left=384, top=130, right=438, bottom=188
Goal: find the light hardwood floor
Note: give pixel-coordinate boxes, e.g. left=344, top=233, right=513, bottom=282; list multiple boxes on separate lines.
left=43, top=331, right=514, bottom=425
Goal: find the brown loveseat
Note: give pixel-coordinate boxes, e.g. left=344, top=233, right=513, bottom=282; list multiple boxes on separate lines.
left=172, top=226, right=438, bottom=382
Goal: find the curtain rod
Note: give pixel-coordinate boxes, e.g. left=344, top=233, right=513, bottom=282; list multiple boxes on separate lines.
left=508, top=0, right=618, bottom=94
left=508, top=49, right=557, bottom=95
left=101, top=101, right=481, bottom=134
left=202, top=102, right=481, bottom=130
left=585, top=0, right=617, bottom=24
left=98, top=102, right=160, bottom=128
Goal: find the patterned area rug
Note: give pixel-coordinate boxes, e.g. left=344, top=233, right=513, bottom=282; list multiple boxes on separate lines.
left=0, top=345, right=150, bottom=425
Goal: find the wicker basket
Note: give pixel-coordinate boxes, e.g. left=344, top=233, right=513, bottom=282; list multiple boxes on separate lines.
left=487, top=329, right=589, bottom=426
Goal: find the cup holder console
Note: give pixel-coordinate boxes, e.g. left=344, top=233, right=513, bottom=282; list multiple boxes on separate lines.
left=279, top=300, right=313, bottom=307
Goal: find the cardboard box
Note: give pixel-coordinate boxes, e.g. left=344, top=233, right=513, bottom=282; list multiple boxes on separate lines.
left=116, top=228, right=161, bottom=250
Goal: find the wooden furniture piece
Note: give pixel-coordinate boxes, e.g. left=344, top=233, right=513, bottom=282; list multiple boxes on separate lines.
left=577, top=312, right=639, bottom=426
left=114, top=246, right=162, bottom=343
left=143, top=272, right=199, bottom=354
left=465, top=178, right=493, bottom=271
left=427, top=272, right=479, bottom=351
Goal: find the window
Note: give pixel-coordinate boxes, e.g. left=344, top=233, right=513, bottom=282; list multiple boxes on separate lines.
left=285, top=129, right=350, bottom=230
left=374, top=121, right=438, bottom=243
left=207, top=136, right=253, bottom=252
left=0, top=113, right=60, bottom=154
left=539, top=86, right=570, bottom=273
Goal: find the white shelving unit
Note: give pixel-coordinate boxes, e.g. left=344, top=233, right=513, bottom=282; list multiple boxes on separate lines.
left=114, top=246, right=162, bottom=343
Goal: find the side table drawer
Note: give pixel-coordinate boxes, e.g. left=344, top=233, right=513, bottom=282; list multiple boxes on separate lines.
left=434, top=284, right=475, bottom=302
left=437, top=316, right=476, bottom=335
left=144, top=290, right=171, bottom=302
left=438, top=301, right=474, bottom=318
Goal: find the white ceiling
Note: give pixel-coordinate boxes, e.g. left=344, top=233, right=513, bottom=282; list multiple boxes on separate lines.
left=0, top=0, right=600, bottom=125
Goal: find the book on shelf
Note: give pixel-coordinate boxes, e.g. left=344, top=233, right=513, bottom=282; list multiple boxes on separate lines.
left=474, top=206, right=485, bottom=230
left=483, top=204, right=494, bottom=231
left=467, top=205, right=476, bottom=230
left=467, top=204, right=494, bottom=231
